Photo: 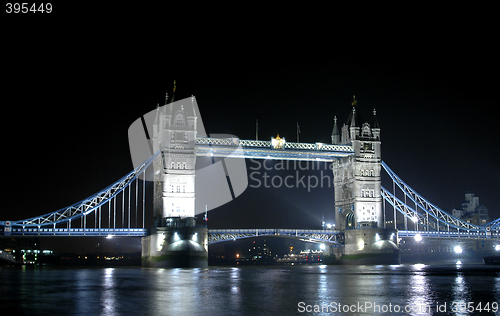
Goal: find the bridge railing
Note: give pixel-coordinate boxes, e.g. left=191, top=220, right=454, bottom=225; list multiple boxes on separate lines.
left=208, top=228, right=343, bottom=245
left=195, top=137, right=353, bottom=152
left=2, top=227, right=148, bottom=236
left=398, top=230, right=498, bottom=239
left=209, top=228, right=342, bottom=234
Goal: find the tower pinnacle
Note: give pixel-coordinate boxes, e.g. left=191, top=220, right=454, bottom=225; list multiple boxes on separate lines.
left=332, top=115, right=340, bottom=144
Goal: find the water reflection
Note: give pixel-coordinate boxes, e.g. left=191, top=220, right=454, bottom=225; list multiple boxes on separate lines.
left=317, top=265, right=328, bottom=303
left=406, top=271, right=432, bottom=316
left=101, top=268, right=116, bottom=316
left=495, top=276, right=500, bottom=303
left=3, top=265, right=500, bottom=315
left=452, top=273, right=471, bottom=316
left=229, top=267, right=241, bottom=305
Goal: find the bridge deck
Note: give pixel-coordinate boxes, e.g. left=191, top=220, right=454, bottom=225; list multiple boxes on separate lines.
left=2, top=227, right=498, bottom=241
left=3, top=227, right=148, bottom=237
left=195, top=138, right=353, bottom=161
left=208, top=228, right=343, bottom=244
left=398, top=230, right=499, bottom=239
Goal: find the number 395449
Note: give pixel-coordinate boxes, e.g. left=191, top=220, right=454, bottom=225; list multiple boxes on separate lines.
left=6, top=3, right=52, bottom=13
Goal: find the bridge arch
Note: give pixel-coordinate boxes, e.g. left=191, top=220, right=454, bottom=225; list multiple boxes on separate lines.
left=345, top=212, right=355, bottom=230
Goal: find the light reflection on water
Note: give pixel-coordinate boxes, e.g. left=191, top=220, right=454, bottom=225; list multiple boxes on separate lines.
left=101, top=268, right=116, bottom=316
left=452, top=273, right=471, bottom=316
left=407, top=271, right=433, bottom=316
left=1, top=264, right=499, bottom=315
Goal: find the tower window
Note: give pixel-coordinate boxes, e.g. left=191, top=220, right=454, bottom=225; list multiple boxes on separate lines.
left=175, top=114, right=184, bottom=126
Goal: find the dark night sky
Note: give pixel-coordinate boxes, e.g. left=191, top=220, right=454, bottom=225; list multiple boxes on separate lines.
left=2, top=11, right=499, bottom=251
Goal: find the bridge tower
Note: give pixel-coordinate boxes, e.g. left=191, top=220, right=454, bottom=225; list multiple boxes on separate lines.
left=141, top=95, right=208, bottom=268
left=332, top=96, right=399, bottom=264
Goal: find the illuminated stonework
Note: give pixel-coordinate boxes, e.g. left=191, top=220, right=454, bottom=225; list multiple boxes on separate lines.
left=333, top=99, right=382, bottom=230
left=271, top=134, right=286, bottom=149
left=152, top=97, right=197, bottom=222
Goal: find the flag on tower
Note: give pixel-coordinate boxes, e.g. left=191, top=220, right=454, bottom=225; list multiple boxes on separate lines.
left=256, top=119, right=259, bottom=140
left=297, top=122, right=301, bottom=142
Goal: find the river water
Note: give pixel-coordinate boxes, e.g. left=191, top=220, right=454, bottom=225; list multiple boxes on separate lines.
left=1, top=264, right=499, bottom=315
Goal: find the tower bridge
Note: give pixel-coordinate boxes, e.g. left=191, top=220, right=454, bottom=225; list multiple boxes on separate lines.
left=1, top=95, right=499, bottom=267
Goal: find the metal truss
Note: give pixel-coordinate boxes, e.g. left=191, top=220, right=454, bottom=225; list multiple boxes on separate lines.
left=195, top=138, right=353, bottom=161
left=196, top=137, right=353, bottom=152
left=382, top=162, right=483, bottom=232
left=398, top=230, right=498, bottom=239
left=6, top=227, right=148, bottom=237
left=382, top=187, right=462, bottom=232
left=381, top=187, right=431, bottom=228
left=208, top=228, right=344, bottom=245
left=486, top=217, right=500, bottom=230
left=1, top=151, right=160, bottom=229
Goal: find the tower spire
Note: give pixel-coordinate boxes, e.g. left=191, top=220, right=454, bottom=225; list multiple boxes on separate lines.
left=331, top=116, right=340, bottom=144
left=372, top=108, right=380, bottom=140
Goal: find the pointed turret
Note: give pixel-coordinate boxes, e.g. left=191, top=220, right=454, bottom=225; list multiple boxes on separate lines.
left=331, top=116, right=340, bottom=144
left=372, top=108, right=380, bottom=140
left=349, top=96, right=360, bottom=142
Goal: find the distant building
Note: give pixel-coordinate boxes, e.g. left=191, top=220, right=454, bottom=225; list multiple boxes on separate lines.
left=452, top=192, right=489, bottom=225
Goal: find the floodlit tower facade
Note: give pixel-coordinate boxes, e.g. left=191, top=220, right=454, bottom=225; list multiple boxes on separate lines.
left=142, top=94, right=208, bottom=268
left=332, top=96, right=398, bottom=264
left=334, top=96, right=382, bottom=230
left=152, top=99, right=197, bottom=225
left=351, top=110, right=382, bottom=229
